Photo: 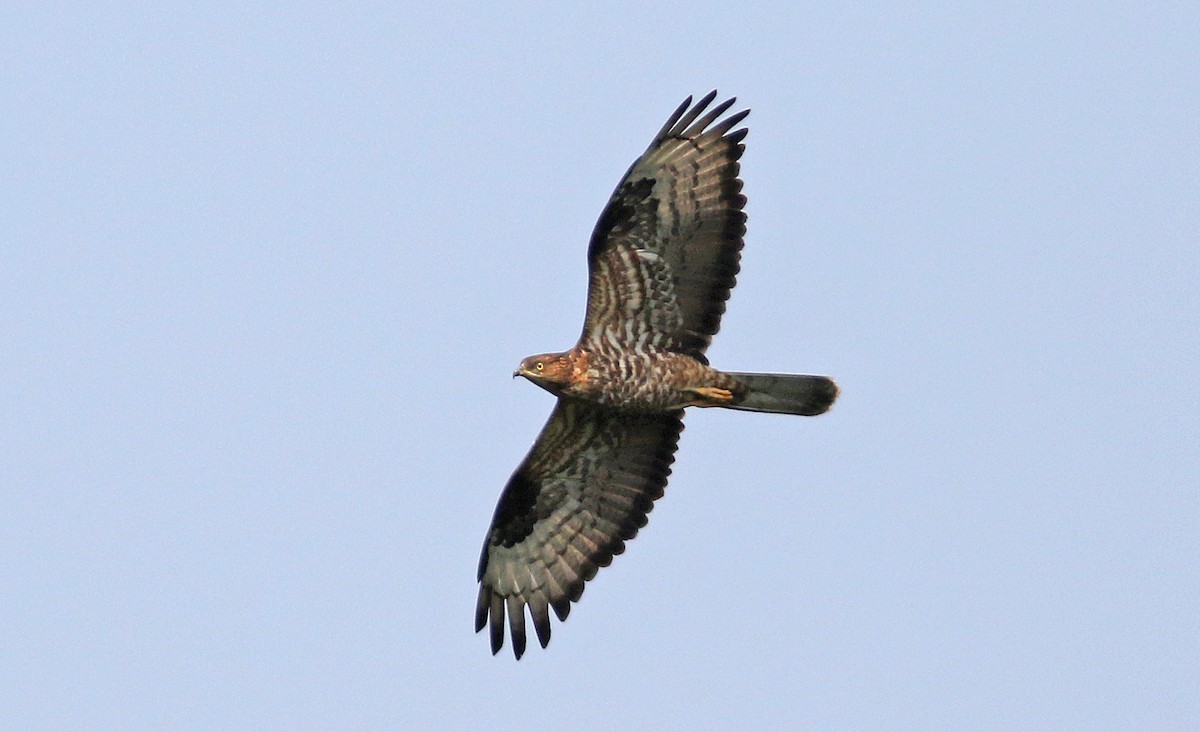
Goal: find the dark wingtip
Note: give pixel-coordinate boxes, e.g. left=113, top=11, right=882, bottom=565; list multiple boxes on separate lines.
left=551, top=596, right=571, bottom=622
left=655, top=95, right=696, bottom=142
left=529, top=599, right=552, bottom=649
left=489, top=592, right=505, bottom=655
left=474, top=585, right=489, bottom=633
left=507, top=596, right=527, bottom=659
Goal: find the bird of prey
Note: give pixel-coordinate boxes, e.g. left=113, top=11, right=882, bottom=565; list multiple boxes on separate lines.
left=476, top=92, right=838, bottom=658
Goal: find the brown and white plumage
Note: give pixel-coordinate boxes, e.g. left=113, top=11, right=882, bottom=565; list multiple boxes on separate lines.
left=476, top=400, right=681, bottom=658
left=477, top=92, right=838, bottom=658
left=582, top=93, right=748, bottom=360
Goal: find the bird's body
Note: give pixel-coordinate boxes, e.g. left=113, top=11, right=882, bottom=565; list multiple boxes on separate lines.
left=476, top=92, right=838, bottom=658
left=517, top=348, right=747, bottom=412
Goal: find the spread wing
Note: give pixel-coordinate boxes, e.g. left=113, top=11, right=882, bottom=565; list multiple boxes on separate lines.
left=476, top=399, right=683, bottom=658
left=581, top=91, right=748, bottom=362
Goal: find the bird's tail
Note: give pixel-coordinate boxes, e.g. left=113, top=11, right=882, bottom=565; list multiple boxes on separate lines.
left=724, top=372, right=839, bottom=416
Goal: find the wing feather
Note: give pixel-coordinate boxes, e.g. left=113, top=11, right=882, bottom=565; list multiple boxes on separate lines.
left=528, top=596, right=552, bottom=649
left=581, top=92, right=748, bottom=360
left=476, top=399, right=682, bottom=658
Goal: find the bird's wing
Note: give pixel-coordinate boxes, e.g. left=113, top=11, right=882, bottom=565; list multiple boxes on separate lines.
left=581, top=91, right=748, bottom=362
left=476, top=399, right=682, bottom=658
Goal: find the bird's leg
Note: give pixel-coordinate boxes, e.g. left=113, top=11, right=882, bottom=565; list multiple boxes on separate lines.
left=687, top=386, right=735, bottom=407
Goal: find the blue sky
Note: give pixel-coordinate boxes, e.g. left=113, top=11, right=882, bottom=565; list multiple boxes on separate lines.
left=3, top=3, right=1197, bottom=729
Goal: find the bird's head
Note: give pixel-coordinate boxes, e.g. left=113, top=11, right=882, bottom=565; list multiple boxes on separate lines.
left=514, top=352, right=574, bottom=394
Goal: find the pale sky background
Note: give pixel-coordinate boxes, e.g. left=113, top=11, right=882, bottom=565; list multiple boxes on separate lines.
left=3, top=3, right=1197, bottom=730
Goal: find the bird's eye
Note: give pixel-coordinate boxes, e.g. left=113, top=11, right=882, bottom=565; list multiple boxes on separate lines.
left=535, top=362, right=545, bottom=371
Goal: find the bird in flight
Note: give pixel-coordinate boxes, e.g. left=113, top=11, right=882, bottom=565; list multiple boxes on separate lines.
left=476, top=92, right=838, bottom=658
